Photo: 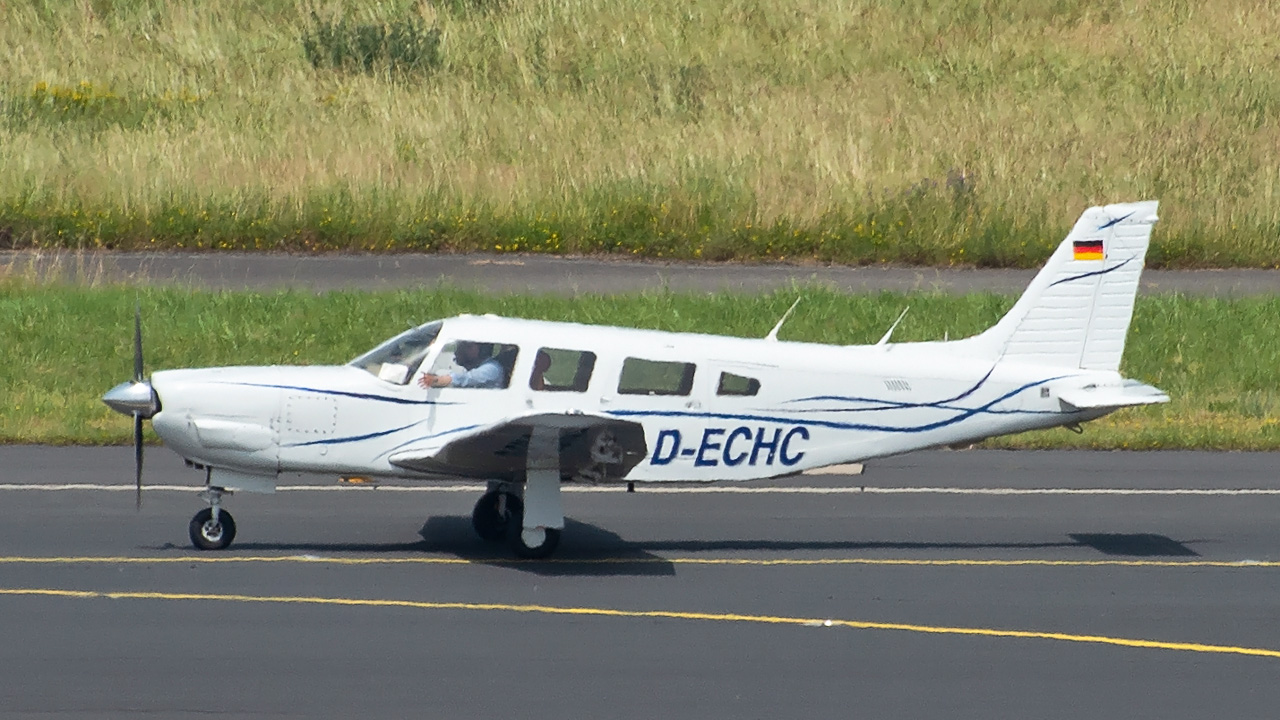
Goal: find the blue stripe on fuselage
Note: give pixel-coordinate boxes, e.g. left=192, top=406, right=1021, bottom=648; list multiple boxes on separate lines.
left=608, top=375, right=1070, bottom=434
left=787, top=366, right=998, bottom=409
left=282, top=420, right=425, bottom=448
left=218, top=382, right=455, bottom=406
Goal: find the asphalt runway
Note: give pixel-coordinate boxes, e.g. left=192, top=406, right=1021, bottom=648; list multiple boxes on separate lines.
left=3, top=250, right=1278, bottom=295
left=3, top=447, right=1280, bottom=719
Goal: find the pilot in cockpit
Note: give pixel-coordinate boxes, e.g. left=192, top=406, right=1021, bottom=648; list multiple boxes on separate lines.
left=418, top=341, right=505, bottom=389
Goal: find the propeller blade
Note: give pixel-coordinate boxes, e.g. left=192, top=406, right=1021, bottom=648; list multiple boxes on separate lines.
left=134, top=412, right=144, bottom=510
left=133, top=303, right=144, bottom=383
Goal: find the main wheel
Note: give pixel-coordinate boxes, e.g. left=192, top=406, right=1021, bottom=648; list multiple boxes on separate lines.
left=472, top=491, right=521, bottom=542
left=507, top=517, right=561, bottom=559
left=189, top=507, right=237, bottom=550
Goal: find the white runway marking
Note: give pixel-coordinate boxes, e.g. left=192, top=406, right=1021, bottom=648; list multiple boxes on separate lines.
left=2, top=483, right=1279, bottom=496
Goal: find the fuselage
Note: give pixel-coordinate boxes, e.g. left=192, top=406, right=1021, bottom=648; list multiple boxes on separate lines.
left=147, top=314, right=1116, bottom=483
left=100, top=201, right=1167, bottom=558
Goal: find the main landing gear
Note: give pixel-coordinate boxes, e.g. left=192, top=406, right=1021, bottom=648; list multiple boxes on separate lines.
left=476, top=426, right=566, bottom=559
left=471, top=485, right=561, bottom=559
left=189, top=486, right=236, bottom=551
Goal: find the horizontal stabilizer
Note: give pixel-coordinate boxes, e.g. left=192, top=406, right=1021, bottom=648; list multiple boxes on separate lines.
left=1058, top=380, right=1169, bottom=410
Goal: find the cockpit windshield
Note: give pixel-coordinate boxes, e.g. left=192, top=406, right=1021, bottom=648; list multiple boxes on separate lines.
left=349, top=321, right=443, bottom=384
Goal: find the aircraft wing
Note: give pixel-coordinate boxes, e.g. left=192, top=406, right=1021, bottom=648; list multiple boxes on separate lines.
left=1058, top=380, right=1169, bottom=410
left=387, top=411, right=648, bottom=482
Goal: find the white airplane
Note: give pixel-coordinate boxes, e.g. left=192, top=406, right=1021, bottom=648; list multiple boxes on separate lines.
left=104, top=201, right=1167, bottom=558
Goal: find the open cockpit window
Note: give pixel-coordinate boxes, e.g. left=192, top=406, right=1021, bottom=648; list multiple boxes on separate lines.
left=425, top=341, right=519, bottom=389
left=717, top=372, right=760, bottom=397
left=350, top=321, right=443, bottom=384
left=618, top=358, right=696, bottom=396
left=531, top=348, right=596, bottom=392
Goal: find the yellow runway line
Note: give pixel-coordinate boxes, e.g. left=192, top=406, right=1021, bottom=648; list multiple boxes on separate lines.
left=2, top=586, right=1278, bottom=661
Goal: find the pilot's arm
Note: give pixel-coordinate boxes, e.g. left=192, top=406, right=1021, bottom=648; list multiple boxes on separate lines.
left=452, top=359, right=503, bottom=388
left=419, top=360, right=503, bottom=389
left=418, top=372, right=450, bottom=388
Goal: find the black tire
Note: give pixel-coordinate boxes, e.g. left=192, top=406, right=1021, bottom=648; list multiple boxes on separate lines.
left=507, top=516, right=561, bottom=560
left=189, top=507, right=237, bottom=550
left=472, top=491, right=521, bottom=542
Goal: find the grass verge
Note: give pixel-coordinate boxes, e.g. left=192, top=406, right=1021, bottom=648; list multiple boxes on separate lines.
left=0, top=284, right=1276, bottom=448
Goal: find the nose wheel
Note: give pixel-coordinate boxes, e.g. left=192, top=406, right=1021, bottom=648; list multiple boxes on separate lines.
left=189, top=487, right=236, bottom=550
left=189, top=508, right=236, bottom=550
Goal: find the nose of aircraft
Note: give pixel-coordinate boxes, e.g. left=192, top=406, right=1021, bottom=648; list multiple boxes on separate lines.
left=103, top=380, right=160, bottom=418
left=104, top=304, right=159, bottom=418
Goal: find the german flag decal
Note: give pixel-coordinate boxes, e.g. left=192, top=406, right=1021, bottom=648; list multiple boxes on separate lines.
left=1073, top=239, right=1104, bottom=260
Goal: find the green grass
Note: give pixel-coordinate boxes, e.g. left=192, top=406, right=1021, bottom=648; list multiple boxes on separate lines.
left=1, top=283, right=1276, bottom=448
left=1, top=0, right=1279, bottom=265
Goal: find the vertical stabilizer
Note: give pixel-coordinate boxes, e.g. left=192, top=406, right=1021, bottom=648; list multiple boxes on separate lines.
left=978, top=201, right=1159, bottom=371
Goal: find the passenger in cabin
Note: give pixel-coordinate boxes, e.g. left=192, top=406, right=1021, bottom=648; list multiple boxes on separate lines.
left=419, top=341, right=506, bottom=389
left=529, top=350, right=552, bottom=390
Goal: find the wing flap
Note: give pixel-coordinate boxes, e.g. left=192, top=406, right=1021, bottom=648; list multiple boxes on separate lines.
left=388, top=411, right=648, bottom=482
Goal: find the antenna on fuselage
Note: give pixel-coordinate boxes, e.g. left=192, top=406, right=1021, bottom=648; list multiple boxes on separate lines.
left=876, top=307, right=910, bottom=347
left=765, top=297, right=802, bottom=342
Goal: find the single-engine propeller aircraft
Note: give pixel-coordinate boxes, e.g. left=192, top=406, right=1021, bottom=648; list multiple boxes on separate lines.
left=104, top=201, right=1166, bottom=558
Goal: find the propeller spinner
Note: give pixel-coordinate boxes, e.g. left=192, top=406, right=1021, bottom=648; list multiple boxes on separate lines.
left=101, top=306, right=158, bottom=509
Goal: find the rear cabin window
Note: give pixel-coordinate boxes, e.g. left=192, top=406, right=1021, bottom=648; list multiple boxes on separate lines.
left=531, top=348, right=596, bottom=392
left=618, top=358, right=696, bottom=396
left=426, top=341, right=519, bottom=389
left=717, top=372, right=760, bottom=397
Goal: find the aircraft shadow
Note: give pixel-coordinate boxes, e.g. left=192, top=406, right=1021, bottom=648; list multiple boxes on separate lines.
left=416, top=516, right=677, bottom=576
left=581, top=533, right=1201, bottom=556
left=199, top=516, right=679, bottom=577
left=153, top=531, right=1199, bottom=575
left=414, top=524, right=1203, bottom=566
left=1067, top=533, right=1201, bottom=557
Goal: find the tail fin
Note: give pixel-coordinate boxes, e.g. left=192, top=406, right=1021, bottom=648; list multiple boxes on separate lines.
left=978, top=201, right=1159, bottom=371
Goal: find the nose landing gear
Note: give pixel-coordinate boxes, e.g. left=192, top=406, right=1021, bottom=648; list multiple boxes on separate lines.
left=189, top=487, right=236, bottom=550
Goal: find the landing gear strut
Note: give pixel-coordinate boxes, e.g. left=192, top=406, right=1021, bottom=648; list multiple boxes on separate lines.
left=508, top=519, right=560, bottom=559
left=189, top=486, right=236, bottom=550
left=470, top=487, right=561, bottom=559
left=511, top=427, right=564, bottom=559
left=470, top=427, right=566, bottom=560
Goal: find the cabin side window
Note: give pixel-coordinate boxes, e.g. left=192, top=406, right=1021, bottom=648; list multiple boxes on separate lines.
left=531, top=348, right=596, bottom=392
left=425, top=341, right=519, bottom=389
left=618, top=358, right=696, bottom=396
left=717, top=372, right=760, bottom=397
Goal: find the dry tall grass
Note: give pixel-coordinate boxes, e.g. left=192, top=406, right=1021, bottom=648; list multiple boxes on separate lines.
left=2, top=0, right=1278, bottom=265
